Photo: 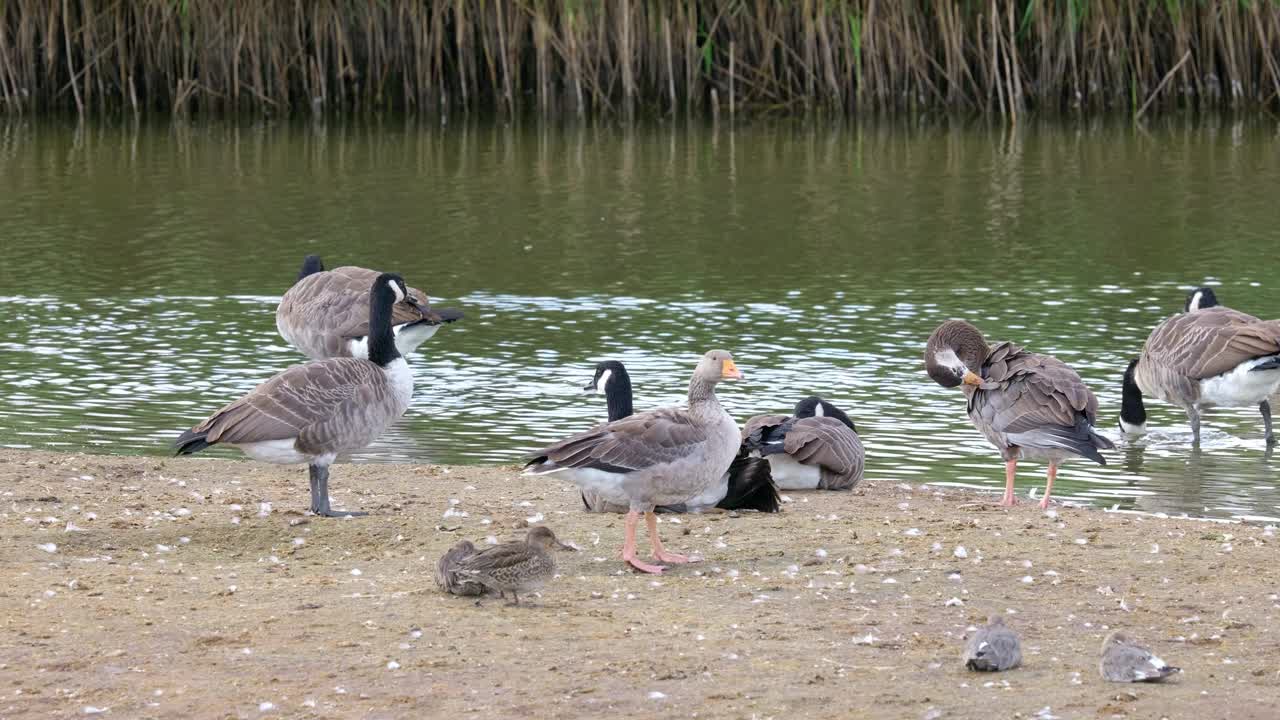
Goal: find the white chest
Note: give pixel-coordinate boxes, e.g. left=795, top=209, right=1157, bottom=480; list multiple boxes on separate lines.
left=381, top=357, right=415, bottom=413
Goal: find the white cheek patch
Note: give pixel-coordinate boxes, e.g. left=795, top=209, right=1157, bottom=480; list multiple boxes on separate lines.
left=595, top=369, right=612, bottom=394
left=935, top=348, right=966, bottom=374
left=1188, top=291, right=1203, bottom=312
left=388, top=280, right=406, bottom=302
left=814, top=403, right=825, bottom=417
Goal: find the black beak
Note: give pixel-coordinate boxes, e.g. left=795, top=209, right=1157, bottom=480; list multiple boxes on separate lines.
left=582, top=379, right=597, bottom=395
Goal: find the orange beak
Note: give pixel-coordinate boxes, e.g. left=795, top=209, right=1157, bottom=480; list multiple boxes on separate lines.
left=962, top=371, right=983, bottom=386
left=721, top=359, right=744, bottom=381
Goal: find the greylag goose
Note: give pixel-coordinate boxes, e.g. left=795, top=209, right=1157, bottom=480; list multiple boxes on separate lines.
left=741, top=396, right=865, bottom=491
left=962, top=615, right=1022, bottom=672
left=525, top=350, right=743, bottom=574
left=276, top=254, right=462, bottom=361
left=175, top=273, right=416, bottom=517
left=582, top=360, right=779, bottom=513
left=925, top=320, right=1114, bottom=508
left=452, top=527, right=576, bottom=605
left=1120, top=287, right=1280, bottom=445
left=1099, top=631, right=1180, bottom=682
left=435, top=540, right=486, bottom=596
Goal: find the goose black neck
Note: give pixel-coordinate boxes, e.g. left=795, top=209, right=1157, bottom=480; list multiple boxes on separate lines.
left=367, top=281, right=402, bottom=368
left=298, top=255, right=325, bottom=282
left=605, top=368, right=635, bottom=421
left=1120, top=359, right=1147, bottom=426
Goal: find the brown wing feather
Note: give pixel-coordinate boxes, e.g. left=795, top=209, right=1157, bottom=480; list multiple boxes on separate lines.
left=531, top=407, right=712, bottom=473
left=1144, top=307, right=1280, bottom=380
left=741, top=414, right=791, bottom=447
left=193, top=359, right=387, bottom=447
left=975, top=342, right=1099, bottom=434
left=782, top=417, right=865, bottom=490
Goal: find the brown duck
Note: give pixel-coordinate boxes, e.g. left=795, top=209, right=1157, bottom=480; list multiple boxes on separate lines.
left=453, top=527, right=576, bottom=605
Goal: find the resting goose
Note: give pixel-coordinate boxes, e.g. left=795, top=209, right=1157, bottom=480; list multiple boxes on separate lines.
left=741, top=396, right=865, bottom=491
left=276, top=254, right=463, bottom=361
left=925, top=320, right=1114, bottom=508
left=525, top=350, right=743, bottom=574
left=581, top=360, right=780, bottom=514
left=1120, top=287, right=1280, bottom=445
left=175, top=273, right=416, bottom=517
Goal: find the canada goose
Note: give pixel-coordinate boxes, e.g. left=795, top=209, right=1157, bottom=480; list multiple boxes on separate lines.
left=741, top=396, right=865, bottom=491
left=452, top=527, right=576, bottom=605
left=525, top=350, right=744, bottom=574
left=277, top=254, right=463, bottom=361
left=581, top=360, right=780, bottom=514
left=435, top=540, right=486, bottom=596
left=925, top=320, right=1114, bottom=508
left=1099, top=631, right=1180, bottom=683
left=1120, top=288, right=1280, bottom=445
left=175, top=273, right=416, bottom=517
left=962, top=616, right=1022, bottom=672
left=1184, top=285, right=1219, bottom=312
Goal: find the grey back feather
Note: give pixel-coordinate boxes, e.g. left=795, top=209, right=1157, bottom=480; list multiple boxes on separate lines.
left=966, top=341, right=1113, bottom=462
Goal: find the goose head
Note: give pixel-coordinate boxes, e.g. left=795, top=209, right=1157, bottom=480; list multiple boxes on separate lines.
left=1184, top=286, right=1219, bottom=312
left=924, top=320, right=990, bottom=389
left=793, top=395, right=857, bottom=432
left=695, top=349, right=744, bottom=384
left=584, top=360, right=629, bottom=395
left=297, top=254, right=325, bottom=282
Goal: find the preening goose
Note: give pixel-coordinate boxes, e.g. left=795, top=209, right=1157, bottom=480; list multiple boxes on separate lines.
left=175, top=273, right=416, bottom=517
left=925, top=320, right=1114, bottom=508
left=1099, top=631, right=1180, bottom=683
left=962, top=615, right=1022, bottom=672
left=1120, top=287, right=1280, bottom=445
left=451, top=527, right=576, bottom=606
left=741, top=396, right=865, bottom=491
left=277, top=254, right=463, bottom=361
left=581, top=360, right=780, bottom=514
left=525, top=350, right=744, bottom=574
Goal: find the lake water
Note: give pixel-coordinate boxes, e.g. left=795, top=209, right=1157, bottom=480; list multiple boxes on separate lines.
left=2, top=117, right=1279, bottom=521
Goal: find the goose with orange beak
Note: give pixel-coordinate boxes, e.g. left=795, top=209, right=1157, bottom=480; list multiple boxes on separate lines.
left=925, top=320, right=1114, bottom=508
left=525, top=350, right=744, bottom=573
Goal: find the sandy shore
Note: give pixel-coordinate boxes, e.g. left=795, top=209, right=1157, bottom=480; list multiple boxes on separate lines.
left=2, top=448, right=1278, bottom=719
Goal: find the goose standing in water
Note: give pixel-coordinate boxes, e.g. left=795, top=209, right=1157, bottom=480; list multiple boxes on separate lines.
left=1120, top=287, right=1280, bottom=445
left=175, top=273, right=416, bottom=517
left=525, top=351, right=744, bottom=574
left=276, top=254, right=463, bottom=361
left=925, top=320, right=1114, bottom=508
left=741, top=396, right=865, bottom=491
left=581, top=360, right=779, bottom=514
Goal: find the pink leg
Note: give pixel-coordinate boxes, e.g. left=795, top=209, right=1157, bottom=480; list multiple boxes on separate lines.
left=1039, top=462, right=1058, bottom=510
left=1000, top=458, right=1018, bottom=506
left=622, top=511, right=666, bottom=574
left=646, top=511, right=690, bottom=564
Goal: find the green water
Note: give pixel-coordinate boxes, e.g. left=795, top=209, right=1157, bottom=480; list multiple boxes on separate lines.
left=2, top=117, right=1279, bottom=521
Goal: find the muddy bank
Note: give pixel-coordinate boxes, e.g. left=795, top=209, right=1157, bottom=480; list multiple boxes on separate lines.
left=2, top=449, right=1278, bottom=719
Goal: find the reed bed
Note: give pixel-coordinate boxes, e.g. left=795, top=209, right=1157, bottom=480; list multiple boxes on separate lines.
left=1, top=1, right=1278, bottom=118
